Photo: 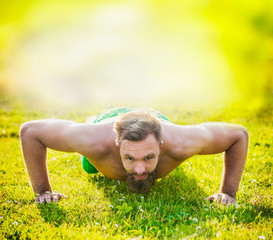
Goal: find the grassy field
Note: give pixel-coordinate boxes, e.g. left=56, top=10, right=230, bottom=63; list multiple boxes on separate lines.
left=0, top=96, right=272, bottom=239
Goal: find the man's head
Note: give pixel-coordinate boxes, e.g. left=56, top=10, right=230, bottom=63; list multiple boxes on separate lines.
left=114, top=110, right=163, bottom=194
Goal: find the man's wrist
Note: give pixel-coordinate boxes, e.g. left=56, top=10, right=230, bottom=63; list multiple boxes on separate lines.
left=219, top=191, right=236, bottom=199
left=36, top=188, right=52, bottom=195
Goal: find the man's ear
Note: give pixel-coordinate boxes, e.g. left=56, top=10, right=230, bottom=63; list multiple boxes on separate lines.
left=160, top=141, right=164, bottom=151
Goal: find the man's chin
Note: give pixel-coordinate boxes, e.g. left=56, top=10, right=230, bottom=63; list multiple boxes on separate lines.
left=126, top=171, right=156, bottom=194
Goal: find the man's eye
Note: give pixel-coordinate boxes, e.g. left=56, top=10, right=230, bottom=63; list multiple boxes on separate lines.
left=145, top=157, right=152, bottom=161
left=127, top=158, right=133, bottom=162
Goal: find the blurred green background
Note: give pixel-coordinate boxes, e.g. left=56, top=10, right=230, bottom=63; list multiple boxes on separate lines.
left=0, top=0, right=272, bottom=108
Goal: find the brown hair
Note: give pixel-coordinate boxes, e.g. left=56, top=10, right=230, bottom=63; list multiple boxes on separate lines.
left=114, top=110, right=162, bottom=146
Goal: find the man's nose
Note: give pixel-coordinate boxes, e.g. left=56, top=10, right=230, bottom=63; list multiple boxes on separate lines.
left=135, top=163, right=145, bottom=175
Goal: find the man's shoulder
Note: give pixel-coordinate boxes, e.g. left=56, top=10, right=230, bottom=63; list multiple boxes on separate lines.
left=72, top=121, right=116, bottom=156
left=161, top=123, right=207, bottom=160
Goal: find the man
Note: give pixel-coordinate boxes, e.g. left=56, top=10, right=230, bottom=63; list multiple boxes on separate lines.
left=20, top=107, right=249, bottom=205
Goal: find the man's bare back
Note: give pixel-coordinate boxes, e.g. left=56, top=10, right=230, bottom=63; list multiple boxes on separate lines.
left=20, top=108, right=248, bottom=205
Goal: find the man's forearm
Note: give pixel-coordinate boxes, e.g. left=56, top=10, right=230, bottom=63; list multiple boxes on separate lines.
left=220, top=128, right=249, bottom=199
left=20, top=123, right=52, bottom=194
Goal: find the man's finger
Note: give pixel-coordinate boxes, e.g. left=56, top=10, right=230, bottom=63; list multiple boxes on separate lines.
left=206, top=194, right=223, bottom=203
left=213, top=194, right=223, bottom=203
left=34, top=194, right=40, bottom=204
left=52, top=194, right=59, bottom=203
left=221, top=195, right=228, bottom=204
left=206, top=194, right=219, bottom=202
left=39, top=196, right=45, bottom=204
left=205, top=196, right=212, bottom=202
left=45, top=194, right=51, bottom=203
left=59, top=193, right=68, bottom=199
left=224, top=196, right=236, bottom=205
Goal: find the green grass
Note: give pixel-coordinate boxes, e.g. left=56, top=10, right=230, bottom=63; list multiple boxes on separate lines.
left=0, top=96, right=272, bottom=239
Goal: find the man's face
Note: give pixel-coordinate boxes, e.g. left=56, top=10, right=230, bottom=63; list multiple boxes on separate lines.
left=119, top=133, right=162, bottom=194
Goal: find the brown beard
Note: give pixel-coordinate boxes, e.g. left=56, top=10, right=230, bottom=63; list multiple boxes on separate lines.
left=126, top=168, right=157, bottom=194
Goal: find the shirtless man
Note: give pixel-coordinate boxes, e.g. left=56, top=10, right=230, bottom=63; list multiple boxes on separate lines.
left=19, top=107, right=249, bottom=205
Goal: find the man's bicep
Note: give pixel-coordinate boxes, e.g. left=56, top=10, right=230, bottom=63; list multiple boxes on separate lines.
left=21, top=119, right=82, bottom=152
left=196, top=123, right=246, bottom=155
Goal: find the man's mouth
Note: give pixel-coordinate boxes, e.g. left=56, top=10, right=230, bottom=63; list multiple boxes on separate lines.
left=134, top=174, right=148, bottom=180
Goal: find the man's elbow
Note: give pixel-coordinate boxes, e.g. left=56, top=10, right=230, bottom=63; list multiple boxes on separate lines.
left=240, top=126, right=249, bottom=142
left=237, top=126, right=249, bottom=149
left=19, top=121, right=35, bottom=140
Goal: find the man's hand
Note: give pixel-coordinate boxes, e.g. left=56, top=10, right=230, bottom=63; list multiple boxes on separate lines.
left=34, top=191, right=68, bottom=204
left=206, top=193, right=236, bottom=205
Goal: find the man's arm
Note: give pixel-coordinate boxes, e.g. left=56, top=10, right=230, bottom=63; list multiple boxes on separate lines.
left=19, top=119, right=100, bottom=202
left=171, top=122, right=249, bottom=204
left=199, top=123, right=248, bottom=200
left=198, top=123, right=249, bottom=202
